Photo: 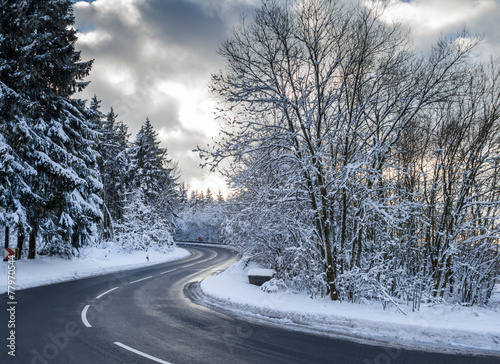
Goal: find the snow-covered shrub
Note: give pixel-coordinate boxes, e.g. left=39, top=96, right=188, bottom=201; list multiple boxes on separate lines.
left=261, top=277, right=288, bottom=294
left=115, top=189, right=174, bottom=252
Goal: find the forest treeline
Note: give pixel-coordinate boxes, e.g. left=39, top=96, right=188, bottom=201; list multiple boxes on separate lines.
left=199, top=0, right=500, bottom=306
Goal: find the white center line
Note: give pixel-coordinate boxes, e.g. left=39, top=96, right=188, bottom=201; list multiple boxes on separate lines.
left=114, top=342, right=173, bottom=364
left=160, top=269, right=177, bottom=275
left=95, top=286, right=119, bottom=299
left=81, top=305, right=92, bottom=328
left=129, top=276, right=153, bottom=284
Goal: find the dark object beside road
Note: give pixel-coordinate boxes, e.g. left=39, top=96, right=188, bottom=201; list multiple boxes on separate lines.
left=248, top=268, right=276, bottom=286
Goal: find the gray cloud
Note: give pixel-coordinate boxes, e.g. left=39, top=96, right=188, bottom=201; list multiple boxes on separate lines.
left=73, top=0, right=259, bottom=193
left=376, top=0, right=500, bottom=57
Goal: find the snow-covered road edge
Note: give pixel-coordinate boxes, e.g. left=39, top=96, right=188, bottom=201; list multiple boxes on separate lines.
left=195, top=259, right=500, bottom=357
left=0, top=244, right=191, bottom=293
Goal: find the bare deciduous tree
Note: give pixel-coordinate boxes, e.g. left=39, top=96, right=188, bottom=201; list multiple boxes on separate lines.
left=199, top=0, right=499, bottom=304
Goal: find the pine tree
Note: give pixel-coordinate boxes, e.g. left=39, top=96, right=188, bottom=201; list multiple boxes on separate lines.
left=205, top=188, right=214, bottom=204
left=216, top=190, right=225, bottom=203
left=125, top=118, right=177, bottom=247
left=189, top=189, right=198, bottom=206
left=177, top=183, right=189, bottom=205
left=0, top=1, right=41, bottom=256
left=118, top=188, right=174, bottom=251
left=129, top=118, right=168, bottom=200
left=0, top=81, right=35, bottom=257
left=95, top=104, right=130, bottom=238
left=0, top=0, right=92, bottom=100
left=0, top=0, right=101, bottom=257
left=104, top=107, right=130, bottom=222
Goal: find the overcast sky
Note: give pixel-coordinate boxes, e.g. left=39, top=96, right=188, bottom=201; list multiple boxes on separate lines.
left=72, top=0, right=500, bottom=195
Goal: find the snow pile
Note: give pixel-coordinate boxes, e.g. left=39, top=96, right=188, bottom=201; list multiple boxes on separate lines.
left=247, top=268, right=275, bottom=277
left=200, top=260, right=500, bottom=354
left=0, top=243, right=190, bottom=293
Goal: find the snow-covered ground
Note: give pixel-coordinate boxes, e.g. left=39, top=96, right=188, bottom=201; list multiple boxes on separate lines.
left=200, top=260, right=500, bottom=356
left=0, top=243, right=190, bottom=293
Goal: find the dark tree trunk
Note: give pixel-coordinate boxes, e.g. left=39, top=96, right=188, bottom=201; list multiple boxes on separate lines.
left=28, top=230, right=36, bottom=259
left=4, top=226, right=9, bottom=249
left=17, top=230, right=25, bottom=259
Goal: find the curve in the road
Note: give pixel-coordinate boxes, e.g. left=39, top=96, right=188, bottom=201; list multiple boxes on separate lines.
left=76, top=246, right=222, bottom=362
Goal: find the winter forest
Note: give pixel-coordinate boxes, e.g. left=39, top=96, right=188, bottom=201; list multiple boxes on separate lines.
left=1, top=0, right=499, bottom=309
left=0, top=0, right=182, bottom=256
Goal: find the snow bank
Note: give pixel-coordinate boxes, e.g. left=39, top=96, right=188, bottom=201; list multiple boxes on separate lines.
left=247, top=268, right=275, bottom=277
left=200, top=260, right=500, bottom=355
left=0, top=243, right=190, bottom=293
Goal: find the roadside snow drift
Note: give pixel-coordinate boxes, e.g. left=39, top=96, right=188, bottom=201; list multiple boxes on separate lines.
left=200, top=260, right=500, bottom=355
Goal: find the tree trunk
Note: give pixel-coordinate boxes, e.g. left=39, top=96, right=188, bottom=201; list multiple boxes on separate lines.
left=327, top=268, right=338, bottom=301
left=4, top=226, right=9, bottom=249
left=17, top=230, right=25, bottom=259
left=28, top=230, right=36, bottom=259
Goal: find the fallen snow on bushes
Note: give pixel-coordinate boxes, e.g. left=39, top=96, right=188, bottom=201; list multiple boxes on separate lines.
left=200, top=260, right=500, bottom=355
left=0, top=243, right=190, bottom=293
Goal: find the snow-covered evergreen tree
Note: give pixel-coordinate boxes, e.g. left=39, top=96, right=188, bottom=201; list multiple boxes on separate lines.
left=123, top=118, right=177, bottom=249
left=95, top=102, right=130, bottom=238
left=0, top=81, right=35, bottom=257
left=129, top=118, right=171, bottom=201
left=116, top=188, right=173, bottom=252
left=216, top=190, right=225, bottom=204
left=0, top=0, right=102, bottom=257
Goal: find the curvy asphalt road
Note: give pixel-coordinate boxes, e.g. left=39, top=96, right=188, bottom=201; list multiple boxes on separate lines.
left=1, top=244, right=499, bottom=364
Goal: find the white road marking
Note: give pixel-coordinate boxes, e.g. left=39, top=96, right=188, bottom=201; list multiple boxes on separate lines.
left=95, top=286, right=119, bottom=299
left=160, top=269, right=177, bottom=275
left=129, top=276, right=153, bottom=284
left=114, top=342, right=173, bottom=364
left=81, top=305, right=92, bottom=328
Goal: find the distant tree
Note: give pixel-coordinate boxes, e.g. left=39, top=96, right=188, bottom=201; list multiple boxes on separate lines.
left=189, top=189, right=198, bottom=205
left=177, top=183, right=189, bottom=205
left=175, top=188, right=227, bottom=244
left=216, top=190, right=225, bottom=203
left=205, top=188, right=214, bottom=203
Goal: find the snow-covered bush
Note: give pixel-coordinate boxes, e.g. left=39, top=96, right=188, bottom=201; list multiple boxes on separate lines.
left=114, top=189, right=174, bottom=252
